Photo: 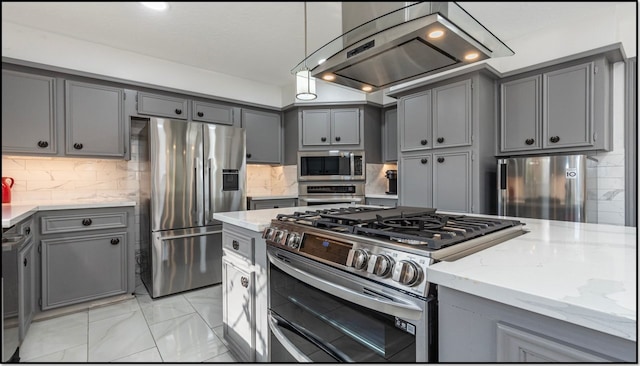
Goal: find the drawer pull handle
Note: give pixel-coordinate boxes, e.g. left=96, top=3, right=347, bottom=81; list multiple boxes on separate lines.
left=24, top=258, right=28, bottom=267
left=437, top=137, right=444, bottom=143
left=525, top=138, right=535, bottom=145
left=437, top=157, right=445, bottom=163
left=241, top=276, right=249, bottom=288
left=25, top=227, right=31, bottom=235
left=232, top=240, right=239, bottom=250
left=37, top=140, right=49, bottom=148
left=175, top=108, right=183, bottom=115
left=82, top=218, right=93, bottom=226
left=110, top=238, right=120, bottom=245
left=420, top=139, right=428, bottom=145
left=421, top=158, right=428, bottom=164
left=73, top=143, right=84, bottom=150
left=197, top=111, right=204, bottom=117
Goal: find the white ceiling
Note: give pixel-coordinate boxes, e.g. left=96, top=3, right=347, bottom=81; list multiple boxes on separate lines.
left=0, top=2, right=631, bottom=89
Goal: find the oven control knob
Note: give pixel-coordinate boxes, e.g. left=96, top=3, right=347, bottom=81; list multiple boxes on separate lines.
left=287, top=233, right=301, bottom=249
left=392, top=260, right=423, bottom=286
left=352, top=249, right=369, bottom=270
left=262, top=227, right=276, bottom=240
left=372, top=255, right=394, bottom=277
left=273, top=230, right=287, bottom=245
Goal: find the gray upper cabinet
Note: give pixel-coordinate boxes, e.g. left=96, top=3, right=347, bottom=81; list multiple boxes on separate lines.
left=500, top=75, right=542, bottom=152
left=301, top=109, right=331, bottom=146
left=432, top=79, right=472, bottom=148
left=331, top=108, right=360, bottom=145
left=301, top=108, right=360, bottom=147
left=383, top=108, right=398, bottom=162
left=65, top=80, right=125, bottom=157
left=399, top=90, right=431, bottom=152
left=137, top=91, right=188, bottom=119
left=432, top=151, right=471, bottom=213
left=242, top=109, right=282, bottom=164
left=2, top=70, right=57, bottom=155
left=193, top=100, right=238, bottom=125
left=399, top=154, right=432, bottom=208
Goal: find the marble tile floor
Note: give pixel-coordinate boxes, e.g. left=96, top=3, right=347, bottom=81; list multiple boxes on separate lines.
left=18, top=284, right=239, bottom=363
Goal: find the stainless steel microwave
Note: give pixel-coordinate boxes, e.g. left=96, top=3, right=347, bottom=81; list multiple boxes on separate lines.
left=297, top=151, right=365, bottom=181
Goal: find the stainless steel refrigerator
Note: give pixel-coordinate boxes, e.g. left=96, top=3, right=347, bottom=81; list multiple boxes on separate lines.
left=497, top=155, right=597, bottom=223
left=138, top=118, right=246, bottom=298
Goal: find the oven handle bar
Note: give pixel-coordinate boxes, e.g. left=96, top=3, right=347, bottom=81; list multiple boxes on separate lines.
left=268, top=252, right=423, bottom=320
left=269, top=311, right=352, bottom=362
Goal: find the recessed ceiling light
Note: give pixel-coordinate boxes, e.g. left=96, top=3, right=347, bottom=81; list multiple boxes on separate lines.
left=428, top=30, right=444, bottom=39
left=362, top=86, right=373, bottom=92
left=464, top=53, right=479, bottom=60
left=140, top=2, right=169, bottom=11
left=322, top=74, right=335, bottom=81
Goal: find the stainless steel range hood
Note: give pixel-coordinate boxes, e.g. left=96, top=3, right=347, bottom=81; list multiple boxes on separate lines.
left=292, top=2, right=514, bottom=93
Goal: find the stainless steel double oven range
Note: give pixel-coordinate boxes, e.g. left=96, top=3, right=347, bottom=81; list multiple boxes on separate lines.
left=263, top=206, right=527, bottom=362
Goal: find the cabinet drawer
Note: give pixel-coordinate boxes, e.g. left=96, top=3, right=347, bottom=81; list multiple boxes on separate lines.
left=137, top=92, right=188, bottom=120
left=41, top=211, right=128, bottom=235
left=223, top=230, right=254, bottom=264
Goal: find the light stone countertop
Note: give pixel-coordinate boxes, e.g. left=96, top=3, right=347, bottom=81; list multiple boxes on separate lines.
left=2, top=200, right=136, bottom=228
left=213, top=206, right=637, bottom=342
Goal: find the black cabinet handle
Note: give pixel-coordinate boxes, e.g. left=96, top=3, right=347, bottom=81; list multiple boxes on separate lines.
left=37, top=140, right=49, bottom=148
left=525, top=138, right=535, bottom=145
left=25, top=227, right=31, bottom=235
left=110, top=238, right=120, bottom=245
left=437, top=157, right=445, bottom=163
left=335, top=136, right=341, bottom=142
left=232, top=240, right=239, bottom=250
left=24, top=258, right=27, bottom=267
left=241, top=276, right=249, bottom=288
left=420, top=139, right=428, bottom=145
left=82, top=218, right=92, bottom=226
left=175, top=108, right=182, bottom=115
left=246, top=153, right=252, bottom=159
left=197, top=111, right=204, bottom=117
left=73, top=143, right=84, bottom=150
left=437, top=137, right=444, bottom=143
left=421, top=158, right=428, bottom=164
left=549, top=136, right=560, bottom=143
left=321, top=137, right=327, bottom=142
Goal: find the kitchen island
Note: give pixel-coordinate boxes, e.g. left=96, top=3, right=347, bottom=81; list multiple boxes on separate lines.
left=212, top=206, right=637, bottom=362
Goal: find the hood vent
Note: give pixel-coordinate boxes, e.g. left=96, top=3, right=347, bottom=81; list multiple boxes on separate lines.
left=292, top=2, right=514, bottom=93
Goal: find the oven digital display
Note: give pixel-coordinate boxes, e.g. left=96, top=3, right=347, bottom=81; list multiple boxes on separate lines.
left=300, top=234, right=353, bottom=265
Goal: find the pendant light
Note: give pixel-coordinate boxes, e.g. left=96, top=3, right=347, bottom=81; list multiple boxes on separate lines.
left=296, top=2, right=317, bottom=100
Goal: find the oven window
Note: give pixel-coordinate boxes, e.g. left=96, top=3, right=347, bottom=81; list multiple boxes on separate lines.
left=301, top=156, right=350, bottom=176
left=269, top=264, right=416, bottom=362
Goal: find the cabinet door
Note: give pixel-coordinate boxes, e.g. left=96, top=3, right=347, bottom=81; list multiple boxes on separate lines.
left=242, top=109, right=282, bottom=164
left=500, top=76, right=542, bottom=152
left=331, top=108, right=360, bottom=145
left=251, top=199, right=297, bottom=210
left=543, top=62, right=593, bottom=149
left=432, top=79, right=472, bottom=148
left=433, top=151, right=471, bottom=213
left=193, top=100, right=237, bottom=125
left=41, top=232, right=127, bottom=310
left=2, top=70, right=57, bottom=154
left=399, top=90, right=431, bottom=151
left=65, top=81, right=125, bottom=157
left=384, top=109, right=398, bottom=162
left=223, top=256, right=255, bottom=362
left=301, top=109, right=331, bottom=146
left=137, top=92, right=188, bottom=120
left=18, top=238, right=35, bottom=342
left=399, top=154, right=432, bottom=208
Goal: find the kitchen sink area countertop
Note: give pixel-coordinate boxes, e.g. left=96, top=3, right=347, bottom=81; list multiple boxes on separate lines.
left=2, top=200, right=137, bottom=228
left=213, top=206, right=637, bottom=343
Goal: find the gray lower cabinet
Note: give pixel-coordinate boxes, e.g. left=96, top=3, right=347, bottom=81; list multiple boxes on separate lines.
left=38, top=206, right=135, bottom=310
left=242, top=109, right=282, bottom=164
left=2, top=70, right=57, bottom=155
left=365, top=197, right=397, bottom=207
left=432, top=151, right=471, bottom=213
left=137, top=91, right=188, bottom=120
left=192, top=100, right=239, bottom=125
left=65, top=80, right=125, bottom=157
left=248, top=198, right=297, bottom=210
left=18, top=236, right=35, bottom=342
left=383, top=108, right=398, bottom=162
left=399, top=153, right=432, bottom=208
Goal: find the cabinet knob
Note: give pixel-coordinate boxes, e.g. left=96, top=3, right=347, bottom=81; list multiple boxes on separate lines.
left=437, top=137, right=444, bottom=144
left=420, top=139, right=428, bottom=146
left=549, top=136, right=560, bottom=143
left=437, top=157, right=445, bottom=163
left=25, top=227, right=31, bottom=235
left=110, top=238, right=120, bottom=245
left=321, top=137, right=327, bottom=142
left=335, top=136, right=341, bottom=142
left=525, top=138, right=535, bottom=145
left=197, top=111, right=204, bottom=117
left=421, top=158, right=428, bottom=164
left=232, top=240, right=239, bottom=250
left=246, top=153, right=252, bottom=159
left=241, top=276, right=249, bottom=288
left=82, top=218, right=92, bottom=226
left=24, top=258, right=27, bottom=267
left=73, top=143, right=84, bottom=150
left=175, top=108, right=182, bottom=115
left=37, top=140, right=49, bottom=148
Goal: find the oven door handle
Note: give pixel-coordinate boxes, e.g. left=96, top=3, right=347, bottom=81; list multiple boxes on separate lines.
left=269, top=311, right=352, bottom=362
left=268, top=252, right=423, bottom=320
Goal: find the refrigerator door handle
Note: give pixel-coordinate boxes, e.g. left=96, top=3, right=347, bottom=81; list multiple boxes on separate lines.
left=158, top=230, right=223, bottom=241
left=498, top=161, right=507, bottom=216
left=499, top=163, right=507, bottom=190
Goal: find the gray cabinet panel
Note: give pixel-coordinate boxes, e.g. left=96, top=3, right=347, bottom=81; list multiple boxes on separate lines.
left=137, top=92, right=188, bottom=119
left=500, top=76, right=542, bottom=151
left=18, top=237, right=35, bottom=342
left=301, top=109, right=331, bottom=146
left=543, top=62, right=593, bottom=148
left=365, top=197, right=397, bottom=207
left=433, top=151, right=471, bottom=213
left=2, top=70, right=57, bottom=154
left=432, top=79, right=471, bottom=148
left=242, top=109, right=282, bottom=164
left=65, top=81, right=124, bottom=157
left=40, top=211, right=128, bottom=235
left=223, top=256, right=255, bottom=362
left=249, top=198, right=297, bottom=210
left=399, top=154, right=432, bottom=208
left=331, top=108, right=360, bottom=145
left=383, top=109, right=398, bottom=162
left=399, top=90, right=431, bottom=151
left=192, top=100, right=237, bottom=125
left=41, top=232, right=128, bottom=310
